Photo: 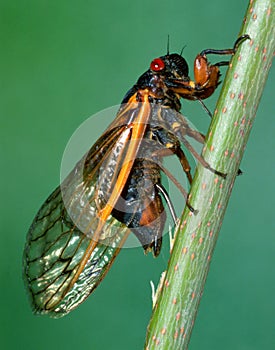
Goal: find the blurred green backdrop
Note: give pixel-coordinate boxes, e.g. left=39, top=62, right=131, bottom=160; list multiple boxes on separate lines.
left=1, top=0, right=274, bottom=349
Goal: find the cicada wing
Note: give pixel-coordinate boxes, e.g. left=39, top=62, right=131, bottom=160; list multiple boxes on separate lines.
left=24, top=97, right=155, bottom=318
left=23, top=124, right=131, bottom=318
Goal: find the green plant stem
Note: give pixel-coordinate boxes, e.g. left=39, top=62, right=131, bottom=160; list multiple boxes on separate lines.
left=145, top=1, right=275, bottom=349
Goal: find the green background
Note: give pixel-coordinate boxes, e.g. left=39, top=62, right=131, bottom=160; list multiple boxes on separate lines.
left=1, top=1, right=274, bottom=349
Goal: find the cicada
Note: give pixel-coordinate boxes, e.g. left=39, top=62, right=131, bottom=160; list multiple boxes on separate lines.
left=23, top=35, right=248, bottom=317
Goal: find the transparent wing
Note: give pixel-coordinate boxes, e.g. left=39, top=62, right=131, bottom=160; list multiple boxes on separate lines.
left=23, top=121, right=132, bottom=318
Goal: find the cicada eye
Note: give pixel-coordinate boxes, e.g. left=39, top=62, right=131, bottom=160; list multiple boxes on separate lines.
left=150, top=58, right=165, bottom=72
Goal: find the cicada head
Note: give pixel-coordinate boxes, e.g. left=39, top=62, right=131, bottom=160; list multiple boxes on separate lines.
left=150, top=54, right=189, bottom=81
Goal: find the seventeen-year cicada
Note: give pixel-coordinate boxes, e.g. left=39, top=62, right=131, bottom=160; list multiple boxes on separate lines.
left=23, top=36, right=248, bottom=317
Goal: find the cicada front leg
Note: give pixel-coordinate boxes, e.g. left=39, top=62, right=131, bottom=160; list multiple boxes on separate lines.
left=193, top=34, right=250, bottom=102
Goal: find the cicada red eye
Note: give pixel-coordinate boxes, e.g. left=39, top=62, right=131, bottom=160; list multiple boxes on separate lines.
left=150, top=58, right=165, bottom=72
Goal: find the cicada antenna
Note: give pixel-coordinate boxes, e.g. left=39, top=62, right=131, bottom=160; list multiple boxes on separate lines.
left=180, top=44, right=187, bottom=56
